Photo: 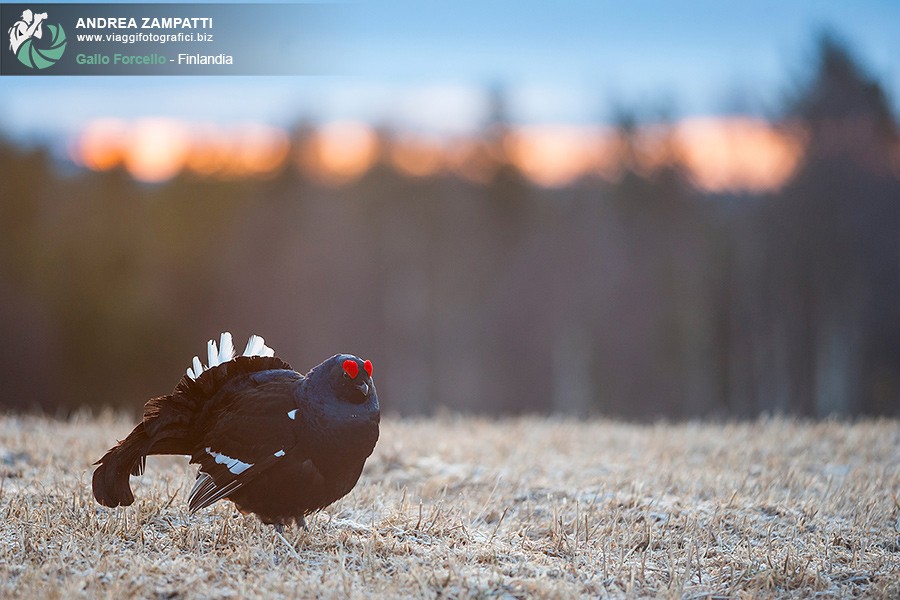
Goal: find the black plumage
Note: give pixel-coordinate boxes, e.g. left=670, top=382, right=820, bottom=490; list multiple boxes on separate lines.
left=92, top=333, right=380, bottom=528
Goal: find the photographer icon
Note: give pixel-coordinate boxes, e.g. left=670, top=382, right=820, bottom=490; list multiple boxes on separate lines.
left=9, top=9, right=49, bottom=55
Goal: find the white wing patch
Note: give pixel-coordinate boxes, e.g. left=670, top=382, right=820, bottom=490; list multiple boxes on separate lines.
left=205, top=447, right=254, bottom=475
left=274, top=449, right=286, bottom=457
left=186, top=332, right=275, bottom=380
left=287, top=409, right=298, bottom=420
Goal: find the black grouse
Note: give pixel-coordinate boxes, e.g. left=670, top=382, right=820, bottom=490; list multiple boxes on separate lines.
left=92, top=333, right=380, bottom=529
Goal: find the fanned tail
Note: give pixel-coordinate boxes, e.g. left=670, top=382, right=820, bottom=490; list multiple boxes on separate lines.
left=92, top=332, right=291, bottom=508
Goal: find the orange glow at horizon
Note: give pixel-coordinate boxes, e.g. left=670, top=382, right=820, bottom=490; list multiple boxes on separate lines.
left=124, top=119, right=191, bottom=183
left=73, top=118, right=128, bottom=172
left=676, top=118, right=806, bottom=193
left=505, top=126, right=615, bottom=187
left=188, top=124, right=290, bottom=179
left=300, top=121, right=379, bottom=185
left=505, top=126, right=587, bottom=187
left=73, top=119, right=290, bottom=182
left=73, top=117, right=806, bottom=191
left=389, top=134, right=445, bottom=178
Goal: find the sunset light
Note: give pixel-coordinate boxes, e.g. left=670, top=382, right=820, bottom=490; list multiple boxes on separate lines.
left=123, top=119, right=191, bottom=183
left=73, top=118, right=128, bottom=172
left=72, top=117, right=809, bottom=191
left=72, top=119, right=290, bottom=182
left=676, top=118, right=807, bottom=193
left=504, top=126, right=605, bottom=188
left=187, top=123, right=289, bottom=179
left=299, top=121, right=379, bottom=185
left=388, top=134, right=445, bottom=178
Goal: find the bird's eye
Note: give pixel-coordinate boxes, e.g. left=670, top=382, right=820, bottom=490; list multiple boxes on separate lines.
left=342, top=359, right=359, bottom=379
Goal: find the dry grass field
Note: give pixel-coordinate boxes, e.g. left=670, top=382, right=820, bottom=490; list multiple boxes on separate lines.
left=0, top=414, right=898, bottom=599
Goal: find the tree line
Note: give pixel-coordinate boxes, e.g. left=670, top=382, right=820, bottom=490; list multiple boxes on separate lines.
left=1, top=36, right=897, bottom=418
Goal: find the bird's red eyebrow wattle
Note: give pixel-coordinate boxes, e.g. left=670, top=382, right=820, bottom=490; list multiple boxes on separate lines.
left=342, top=359, right=359, bottom=378
left=363, top=359, right=373, bottom=377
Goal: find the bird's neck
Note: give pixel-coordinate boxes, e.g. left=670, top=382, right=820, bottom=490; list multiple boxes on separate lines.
left=306, top=412, right=379, bottom=467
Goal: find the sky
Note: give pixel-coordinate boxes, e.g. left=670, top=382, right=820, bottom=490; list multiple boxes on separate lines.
left=1, top=0, right=899, bottom=144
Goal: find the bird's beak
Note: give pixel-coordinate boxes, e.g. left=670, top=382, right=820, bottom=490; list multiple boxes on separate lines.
left=356, top=381, right=370, bottom=397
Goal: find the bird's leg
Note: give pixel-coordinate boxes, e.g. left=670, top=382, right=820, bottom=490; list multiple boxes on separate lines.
left=273, top=523, right=300, bottom=559
left=299, top=516, right=308, bottom=532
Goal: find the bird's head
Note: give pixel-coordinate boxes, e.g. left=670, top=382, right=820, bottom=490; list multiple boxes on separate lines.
left=318, top=354, right=377, bottom=407
left=302, top=354, right=380, bottom=429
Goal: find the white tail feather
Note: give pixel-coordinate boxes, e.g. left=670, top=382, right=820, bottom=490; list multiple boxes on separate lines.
left=217, top=332, right=234, bottom=364
left=244, top=335, right=274, bottom=357
left=243, top=335, right=263, bottom=357
left=192, top=356, right=203, bottom=378
left=207, top=339, right=219, bottom=368
left=186, top=332, right=275, bottom=380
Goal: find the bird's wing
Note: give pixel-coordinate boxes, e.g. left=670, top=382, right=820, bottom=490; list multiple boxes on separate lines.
left=189, top=447, right=288, bottom=512
left=188, top=377, right=305, bottom=513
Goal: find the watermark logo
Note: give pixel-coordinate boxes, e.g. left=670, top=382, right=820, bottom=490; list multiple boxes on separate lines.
left=8, top=9, right=66, bottom=69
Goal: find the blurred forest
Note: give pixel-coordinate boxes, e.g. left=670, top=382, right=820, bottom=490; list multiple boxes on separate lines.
left=1, top=36, right=899, bottom=418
